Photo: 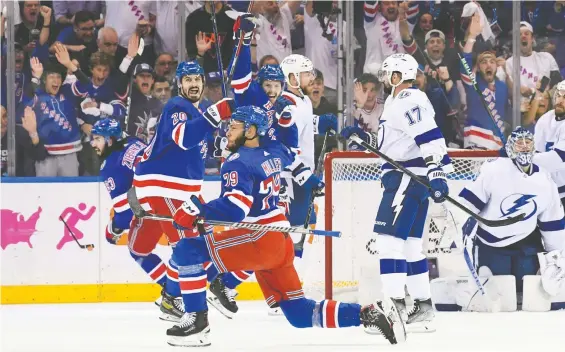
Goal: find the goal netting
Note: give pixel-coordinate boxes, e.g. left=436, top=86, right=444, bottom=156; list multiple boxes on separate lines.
left=301, top=150, right=499, bottom=304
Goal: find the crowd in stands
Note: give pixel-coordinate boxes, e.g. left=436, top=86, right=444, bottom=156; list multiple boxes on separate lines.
left=1, top=0, right=565, bottom=177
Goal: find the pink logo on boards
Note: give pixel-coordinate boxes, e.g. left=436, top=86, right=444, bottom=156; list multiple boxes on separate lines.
left=0, top=207, right=42, bottom=249
left=56, top=203, right=96, bottom=250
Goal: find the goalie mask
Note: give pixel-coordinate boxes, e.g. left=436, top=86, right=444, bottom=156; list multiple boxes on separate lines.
left=505, top=126, right=535, bottom=171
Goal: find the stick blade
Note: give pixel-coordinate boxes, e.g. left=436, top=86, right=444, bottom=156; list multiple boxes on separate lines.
left=481, top=213, right=525, bottom=227
left=311, top=230, right=341, bottom=238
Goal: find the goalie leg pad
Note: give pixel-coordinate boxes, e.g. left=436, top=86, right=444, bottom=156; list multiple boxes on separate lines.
left=279, top=298, right=362, bottom=329
left=522, top=275, right=565, bottom=311
left=130, top=251, right=167, bottom=286
left=375, top=235, right=407, bottom=298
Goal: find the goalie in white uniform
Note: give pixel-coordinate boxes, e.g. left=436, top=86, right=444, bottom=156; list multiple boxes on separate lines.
left=341, top=53, right=451, bottom=330
left=459, top=127, right=565, bottom=301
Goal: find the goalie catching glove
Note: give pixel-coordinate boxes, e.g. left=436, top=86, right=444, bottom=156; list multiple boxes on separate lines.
left=538, top=250, right=565, bottom=296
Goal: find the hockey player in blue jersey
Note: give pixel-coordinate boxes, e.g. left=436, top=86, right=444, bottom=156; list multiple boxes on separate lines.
left=341, top=53, right=451, bottom=332
left=165, top=105, right=405, bottom=347
left=131, top=60, right=250, bottom=322
left=458, top=127, right=565, bottom=302
left=91, top=119, right=173, bottom=303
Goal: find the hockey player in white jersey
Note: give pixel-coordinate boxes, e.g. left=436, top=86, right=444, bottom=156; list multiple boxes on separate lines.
left=278, top=54, right=329, bottom=246
left=529, top=81, right=565, bottom=204
left=459, top=127, right=565, bottom=302
left=341, top=53, right=451, bottom=331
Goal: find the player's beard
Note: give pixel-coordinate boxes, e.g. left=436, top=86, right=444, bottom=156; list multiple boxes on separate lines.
left=227, top=133, right=248, bottom=153
left=182, top=86, right=203, bottom=103
left=555, top=105, right=565, bottom=119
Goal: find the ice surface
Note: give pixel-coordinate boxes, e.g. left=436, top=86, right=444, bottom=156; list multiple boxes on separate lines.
left=1, top=301, right=564, bottom=352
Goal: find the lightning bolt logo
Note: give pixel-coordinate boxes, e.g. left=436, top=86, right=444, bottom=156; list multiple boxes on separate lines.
left=391, top=176, right=411, bottom=226
left=500, top=194, right=537, bottom=221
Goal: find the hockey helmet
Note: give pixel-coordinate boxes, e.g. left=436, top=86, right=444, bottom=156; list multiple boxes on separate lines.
left=505, top=126, right=535, bottom=169
left=554, top=80, right=565, bottom=106
left=280, top=54, right=315, bottom=89
left=91, top=118, right=123, bottom=141
left=176, top=60, right=204, bottom=81
left=381, top=53, right=418, bottom=87
left=257, top=64, right=285, bottom=85
left=231, top=105, right=269, bottom=136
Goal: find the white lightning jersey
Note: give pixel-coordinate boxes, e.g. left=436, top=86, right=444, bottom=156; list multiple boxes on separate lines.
left=373, top=87, right=451, bottom=176
left=459, top=158, right=565, bottom=251
left=281, top=90, right=315, bottom=171
left=532, top=109, right=565, bottom=198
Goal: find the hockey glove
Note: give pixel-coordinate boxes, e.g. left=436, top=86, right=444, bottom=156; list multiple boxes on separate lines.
left=293, top=163, right=325, bottom=194
left=233, top=14, right=256, bottom=43
left=314, top=113, right=338, bottom=135
left=173, top=195, right=204, bottom=231
left=105, top=221, right=125, bottom=245
left=340, top=126, right=377, bottom=150
left=427, top=165, right=449, bottom=203
left=273, top=95, right=294, bottom=114
left=203, top=98, right=236, bottom=128
left=213, top=135, right=229, bottom=158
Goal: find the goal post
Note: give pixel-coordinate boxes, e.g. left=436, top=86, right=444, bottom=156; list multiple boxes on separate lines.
left=302, top=150, right=500, bottom=303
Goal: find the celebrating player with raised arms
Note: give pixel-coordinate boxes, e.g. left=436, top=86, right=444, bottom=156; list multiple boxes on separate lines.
left=132, top=60, right=249, bottom=322
left=167, top=106, right=405, bottom=347
left=93, top=119, right=171, bottom=303
left=341, top=53, right=451, bottom=331
left=458, top=127, right=565, bottom=307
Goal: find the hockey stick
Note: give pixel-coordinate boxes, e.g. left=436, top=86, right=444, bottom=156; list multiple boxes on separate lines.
left=294, top=130, right=332, bottom=254
left=59, top=216, right=95, bottom=251
left=126, top=188, right=341, bottom=238
left=225, top=2, right=255, bottom=86
left=458, top=53, right=506, bottom=144
left=211, top=1, right=227, bottom=97
left=348, top=135, right=524, bottom=227
left=461, top=240, right=501, bottom=312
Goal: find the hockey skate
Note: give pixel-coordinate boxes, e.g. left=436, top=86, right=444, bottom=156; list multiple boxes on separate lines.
left=159, top=291, right=184, bottom=323
left=206, top=275, right=239, bottom=319
left=364, top=298, right=407, bottom=335
left=360, top=298, right=407, bottom=344
left=268, top=302, right=284, bottom=316
left=406, top=298, right=435, bottom=333
left=167, top=311, right=211, bottom=347
left=154, top=286, right=165, bottom=307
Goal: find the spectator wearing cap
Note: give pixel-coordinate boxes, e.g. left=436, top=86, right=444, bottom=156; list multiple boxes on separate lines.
left=126, top=63, right=163, bottom=142
left=203, top=71, right=224, bottom=104
left=154, top=53, right=177, bottom=83
left=352, top=73, right=385, bottom=134
left=505, top=21, right=562, bottom=100
left=460, top=14, right=509, bottom=151
left=152, top=76, right=172, bottom=105
left=53, top=1, right=105, bottom=29
left=51, top=11, right=98, bottom=74
left=362, top=1, right=419, bottom=74
left=104, top=0, right=157, bottom=67
left=185, top=1, right=235, bottom=73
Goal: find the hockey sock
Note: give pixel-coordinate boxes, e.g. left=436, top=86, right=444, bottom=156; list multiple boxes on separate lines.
left=380, top=258, right=408, bottom=298
left=130, top=252, right=167, bottom=286
left=204, top=261, right=218, bottom=282
left=165, top=259, right=181, bottom=297
left=406, top=258, right=431, bottom=299
left=178, top=264, right=207, bottom=312
left=223, top=271, right=253, bottom=289
left=279, top=298, right=361, bottom=328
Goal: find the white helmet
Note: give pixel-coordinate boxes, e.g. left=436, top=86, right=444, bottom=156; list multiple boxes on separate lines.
left=554, top=80, right=565, bottom=105
left=280, top=54, right=315, bottom=89
left=381, top=53, right=418, bottom=87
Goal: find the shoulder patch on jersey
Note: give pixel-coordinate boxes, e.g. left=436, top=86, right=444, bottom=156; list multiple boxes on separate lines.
left=227, top=153, right=240, bottom=162
left=398, top=90, right=411, bottom=99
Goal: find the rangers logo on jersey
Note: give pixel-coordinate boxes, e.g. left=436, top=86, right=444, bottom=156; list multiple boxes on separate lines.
left=499, top=193, right=537, bottom=220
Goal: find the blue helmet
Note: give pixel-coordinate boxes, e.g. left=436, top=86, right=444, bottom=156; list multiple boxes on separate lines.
left=176, top=60, right=204, bottom=81
left=232, top=106, right=269, bottom=136
left=257, top=64, right=285, bottom=85
left=505, top=126, right=535, bottom=168
left=91, top=118, right=122, bottom=140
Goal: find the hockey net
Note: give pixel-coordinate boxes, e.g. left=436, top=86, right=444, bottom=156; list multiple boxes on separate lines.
left=301, top=150, right=499, bottom=304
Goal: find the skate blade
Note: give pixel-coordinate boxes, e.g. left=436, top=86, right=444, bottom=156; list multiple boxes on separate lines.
left=167, top=328, right=211, bottom=347
left=159, top=313, right=181, bottom=323
left=363, top=326, right=382, bottom=335
left=154, top=296, right=163, bottom=307
left=407, top=321, right=436, bottom=333
left=268, top=308, right=284, bottom=316
left=206, top=295, right=234, bottom=319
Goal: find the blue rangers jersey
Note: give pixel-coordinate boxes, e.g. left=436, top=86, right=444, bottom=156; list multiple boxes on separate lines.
left=71, top=76, right=127, bottom=124
left=230, top=42, right=299, bottom=156
left=198, top=142, right=292, bottom=226
left=372, top=87, right=452, bottom=176
left=133, top=96, right=216, bottom=204
left=101, top=137, right=147, bottom=229
left=458, top=158, right=565, bottom=251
